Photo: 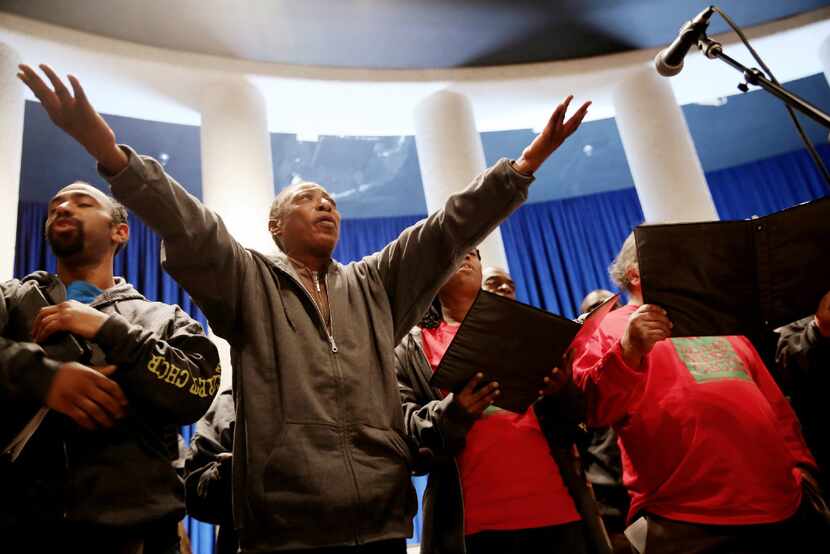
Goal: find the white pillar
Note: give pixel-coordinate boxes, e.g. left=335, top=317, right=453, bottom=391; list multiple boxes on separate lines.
left=819, top=35, right=830, bottom=116
left=200, top=79, right=275, bottom=253
left=613, top=65, right=718, bottom=223
left=413, top=90, right=510, bottom=270
left=0, top=44, right=24, bottom=280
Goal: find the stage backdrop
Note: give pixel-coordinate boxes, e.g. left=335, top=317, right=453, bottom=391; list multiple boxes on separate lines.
left=12, top=143, right=829, bottom=552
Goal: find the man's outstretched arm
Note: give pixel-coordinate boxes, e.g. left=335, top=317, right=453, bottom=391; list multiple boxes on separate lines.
left=18, top=64, right=248, bottom=340
left=371, top=97, right=591, bottom=341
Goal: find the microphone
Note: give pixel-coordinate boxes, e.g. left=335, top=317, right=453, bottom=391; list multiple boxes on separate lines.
left=654, top=6, right=716, bottom=77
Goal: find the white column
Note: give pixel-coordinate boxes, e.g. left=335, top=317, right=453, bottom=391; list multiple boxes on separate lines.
left=0, top=44, right=24, bottom=280
left=200, top=79, right=275, bottom=253
left=613, top=65, right=718, bottom=223
left=819, top=35, right=830, bottom=109
left=413, top=90, right=510, bottom=270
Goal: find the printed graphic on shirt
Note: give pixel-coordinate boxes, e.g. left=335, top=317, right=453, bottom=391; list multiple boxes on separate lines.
left=147, top=355, right=222, bottom=398
left=671, top=337, right=752, bottom=384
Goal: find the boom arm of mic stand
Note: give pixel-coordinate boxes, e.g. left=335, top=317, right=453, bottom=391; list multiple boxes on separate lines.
left=700, top=38, right=830, bottom=130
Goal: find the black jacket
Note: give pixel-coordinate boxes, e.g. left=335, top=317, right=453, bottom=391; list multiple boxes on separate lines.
left=184, top=387, right=238, bottom=554
left=395, top=326, right=611, bottom=554
left=0, top=272, right=220, bottom=530
left=776, top=316, right=830, bottom=489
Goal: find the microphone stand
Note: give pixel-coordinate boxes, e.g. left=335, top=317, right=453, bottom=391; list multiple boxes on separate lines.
left=698, top=36, right=830, bottom=129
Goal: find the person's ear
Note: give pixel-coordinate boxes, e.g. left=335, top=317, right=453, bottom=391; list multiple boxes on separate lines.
left=268, top=218, right=282, bottom=237
left=112, top=223, right=129, bottom=249
left=627, top=265, right=641, bottom=288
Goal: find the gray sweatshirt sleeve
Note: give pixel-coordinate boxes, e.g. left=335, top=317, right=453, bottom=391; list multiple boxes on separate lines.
left=367, top=159, right=533, bottom=343
left=0, top=280, right=61, bottom=404
left=102, top=146, right=249, bottom=341
left=94, top=305, right=221, bottom=425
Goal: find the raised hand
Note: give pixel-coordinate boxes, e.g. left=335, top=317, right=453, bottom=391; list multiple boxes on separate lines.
left=17, top=64, right=128, bottom=173
left=44, top=363, right=128, bottom=430
left=453, top=372, right=500, bottom=419
left=815, top=290, right=830, bottom=337
left=514, top=95, right=592, bottom=175
left=621, top=304, right=673, bottom=368
left=32, top=300, right=110, bottom=343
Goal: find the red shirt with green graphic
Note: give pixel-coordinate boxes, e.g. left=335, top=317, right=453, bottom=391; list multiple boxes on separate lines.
left=421, top=321, right=580, bottom=535
left=572, top=304, right=816, bottom=526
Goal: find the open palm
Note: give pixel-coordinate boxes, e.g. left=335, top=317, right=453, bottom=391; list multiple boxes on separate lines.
left=519, top=95, right=592, bottom=174
left=17, top=64, right=123, bottom=170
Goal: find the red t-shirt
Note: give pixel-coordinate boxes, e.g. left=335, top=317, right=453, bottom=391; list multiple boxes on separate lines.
left=421, top=322, right=580, bottom=535
left=572, top=304, right=816, bottom=525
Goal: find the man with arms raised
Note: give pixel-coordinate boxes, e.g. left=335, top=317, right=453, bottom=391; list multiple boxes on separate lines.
left=19, top=63, right=589, bottom=553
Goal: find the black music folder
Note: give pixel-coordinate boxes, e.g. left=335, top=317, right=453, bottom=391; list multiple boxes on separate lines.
left=635, top=196, right=830, bottom=339
left=429, top=290, right=618, bottom=413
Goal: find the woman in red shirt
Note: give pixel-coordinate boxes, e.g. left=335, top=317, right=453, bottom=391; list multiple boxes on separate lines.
left=396, top=250, right=609, bottom=554
left=572, top=233, right=826, bottom=553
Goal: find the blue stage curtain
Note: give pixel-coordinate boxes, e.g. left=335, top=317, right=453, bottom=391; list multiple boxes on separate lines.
left=500, top=188, right=644, bottom=319
left=707, top=143, right=830, bottom=220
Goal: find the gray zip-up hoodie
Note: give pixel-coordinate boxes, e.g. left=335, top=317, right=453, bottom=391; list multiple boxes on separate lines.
left=104, top=146, right=533, bottom=552
left=0, top=272, right=220, bottom=529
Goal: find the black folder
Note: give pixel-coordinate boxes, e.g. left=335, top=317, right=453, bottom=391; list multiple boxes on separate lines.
left=429, top=290, right=618, bottom=413
left=635, top=196, right=830, bottom=339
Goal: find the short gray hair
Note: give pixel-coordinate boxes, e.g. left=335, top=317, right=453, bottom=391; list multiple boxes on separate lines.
left=269, top=187, right=292, bottom=223
left=608, top=232, right=638, bottom=292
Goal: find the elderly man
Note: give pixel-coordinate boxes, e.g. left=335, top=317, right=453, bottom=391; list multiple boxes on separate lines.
left=19, top=63, right=590, bottom=553
left=572, top=232, right=824, bottom=553
left=396, top=250, right=608, bottom=554
left=0, top=181, right=220, bottom=553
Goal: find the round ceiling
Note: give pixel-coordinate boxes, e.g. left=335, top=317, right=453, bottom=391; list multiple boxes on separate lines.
left=3, top=0, right=828, bottom=69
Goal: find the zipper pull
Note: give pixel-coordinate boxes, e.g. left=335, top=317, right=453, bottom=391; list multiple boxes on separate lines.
left=328, top=334, right=339, bottom=353
left=312, top=271, right=321, bottom=293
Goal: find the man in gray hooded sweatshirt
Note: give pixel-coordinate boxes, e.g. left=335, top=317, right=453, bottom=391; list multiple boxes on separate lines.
left=19, top=62, right=590, bottom=553
left=1, top=181, right=220, bottom=553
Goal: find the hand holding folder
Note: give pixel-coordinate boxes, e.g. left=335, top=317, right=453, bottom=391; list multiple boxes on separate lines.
left=429, top=291, right=618, bottom=413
